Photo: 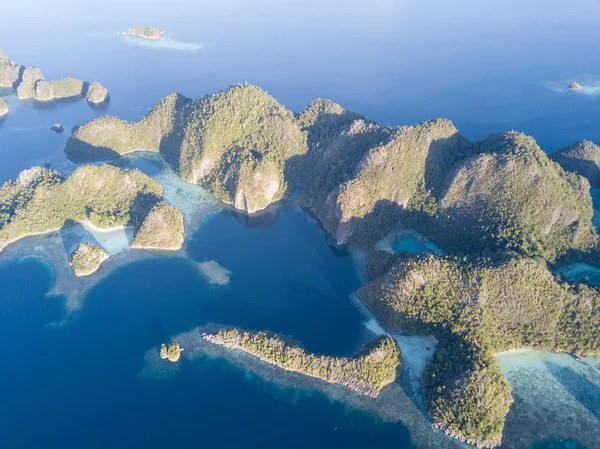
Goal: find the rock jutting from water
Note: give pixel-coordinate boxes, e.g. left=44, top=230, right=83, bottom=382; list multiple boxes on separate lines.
left=568, top=81, right=582, bottom=91
left=203, top=329, right=401, bottom=397
left=160, top=342, right=183, bottom=362
left=69, top=242, right=109, bottom=276
left=122, top=26, right=164, bottom=40
left=0, top=98, right=7, bottom=118
left=50, top=123, right=64, bottom=133
left=0, top=49, right=109, bottom=105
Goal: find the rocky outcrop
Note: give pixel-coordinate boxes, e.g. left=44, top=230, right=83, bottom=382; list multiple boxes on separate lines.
left=203, top=329, right=401, bottom=397
left=131, top=202, right=184, bottom=250
left=33, top=78, right=84, bottom=102
left=0, top=55, right=22, bottom=88
left=0, top=98, right=7, bottom=118
left=160, top=343, right=183, bottom=362
left=85, top=81, right=109, bottom=104
left=69, top=242, right=109, bottom=276
left=551, top=140, right=600, bottom=187
left=0, top=49, right=109, bottom=106
left=16, top=66, right=44, bottom=99
left=123, top=26, right=164, bottom=40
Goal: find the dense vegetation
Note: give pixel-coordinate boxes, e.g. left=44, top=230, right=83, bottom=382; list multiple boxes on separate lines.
left=124, top=26, right=164, bottom=39
left=0, top=165, right=162, bottom=252
left=358, top=254, right=600, bottom=447
left=551, top=140, right=600, bottom=187
left=131, top=201, right=184, bottom=250
left=69, top=242, right=109, bottom=276
left=436, top=132, right=596, bottom=261
left=203, top=329, right=401, bottom=397
left=160, top=342, right=183, bottom=362
left=0, top=49, right=109, bottom=104
left=64, top=86, right=597, bottom=263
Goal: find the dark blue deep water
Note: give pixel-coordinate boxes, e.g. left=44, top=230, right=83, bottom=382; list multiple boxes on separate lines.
left=2, top=1, right=600, bottom=448
left=0, top=209, right=411, bottom=449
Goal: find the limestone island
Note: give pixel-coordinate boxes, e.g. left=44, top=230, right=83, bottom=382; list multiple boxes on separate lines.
left=568, top=81, right=582, bottom=91
left=359, top=255, right=600, bottom=447
left=0, top=48, right=109, bottom=105
left=131, top=201, right=184, bottom=250
left=122, top=27, right=164, bottom=40
left=0, top=97, right=7, bottom=118
left=57, top=83, right=600, bottom=447
left=160, top=342, right=183, bottom=362
left=551, top=140, right=600, bottom=187
left=50, top=123, right=64, bottom=133
left=69, top=242, right=109, bottom=276
left=203, top=330, right=401, bottom=397
left=0, top=164, right=183, bottom=253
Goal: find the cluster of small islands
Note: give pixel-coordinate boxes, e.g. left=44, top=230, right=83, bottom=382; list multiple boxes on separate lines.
left=1, top=38, right=600, bottom=448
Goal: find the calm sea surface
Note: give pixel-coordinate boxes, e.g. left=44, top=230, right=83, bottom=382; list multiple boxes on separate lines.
left=1, top=1, right=599, bottom=448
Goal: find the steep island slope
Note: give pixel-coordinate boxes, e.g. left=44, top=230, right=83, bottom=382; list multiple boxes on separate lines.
left=359, top=254, right=600, bottom=447
left=66, top=84, right=307, bottom=213
left=0, top=48, right=109, bottom=104
left=203, top=329, right=401, bottom=398
left=64, top=84, right=597, bottom=262
left=0, top=98, right=7, bottom=118
left=69, top=242, right=109, bottom=277
left=0, top=165, right=168, bottom=252
left=551, top=140, right=600, bottom=187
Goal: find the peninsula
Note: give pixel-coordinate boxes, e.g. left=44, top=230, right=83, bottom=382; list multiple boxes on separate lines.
left=131, top=201, right=184, bottom=250
left=69, top=242, right=109, bottom=276
left=0, top=48, right=109, bottom=105
left=203, top=330, right=401, bottom=397
left=122, top=27, right=164, bottom=40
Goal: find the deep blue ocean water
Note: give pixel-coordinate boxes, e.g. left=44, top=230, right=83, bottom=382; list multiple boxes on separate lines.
left=1, top=1, right=600, bottom=448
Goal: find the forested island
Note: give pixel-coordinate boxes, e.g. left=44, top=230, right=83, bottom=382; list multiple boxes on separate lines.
left=3, top=82, right=595, bottom=447
left=70, top=242, right=109, bottom=276
left=0, top=165, right=183, bottom=253
left=0, top=49, right=109, bottom=104
left=203, top=329, right=401, bottom=397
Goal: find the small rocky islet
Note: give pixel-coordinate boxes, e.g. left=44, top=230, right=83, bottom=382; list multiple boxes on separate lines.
left=0, top=48, right=109, bottom=105
left=3, top=83, right=600, bottom=448
left=160, top=342, right=183, bottom=362
left=122, top=26, right=164, bottom=40
left=0, top=97, right=7, bottom=118
left=69, top=242, right=109, bottom=277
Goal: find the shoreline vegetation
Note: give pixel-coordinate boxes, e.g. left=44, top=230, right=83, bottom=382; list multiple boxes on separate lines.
left=69, top=242, right=109, bottom=276
left=202, top=329, right=401, bottom=397
left=2, top=82, right=599, bottom=447
left=0, top=165, right=185, bottom=253
left=0, top=48, right=109, bottom=105
left=122, top=26, right=164, bottom=40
